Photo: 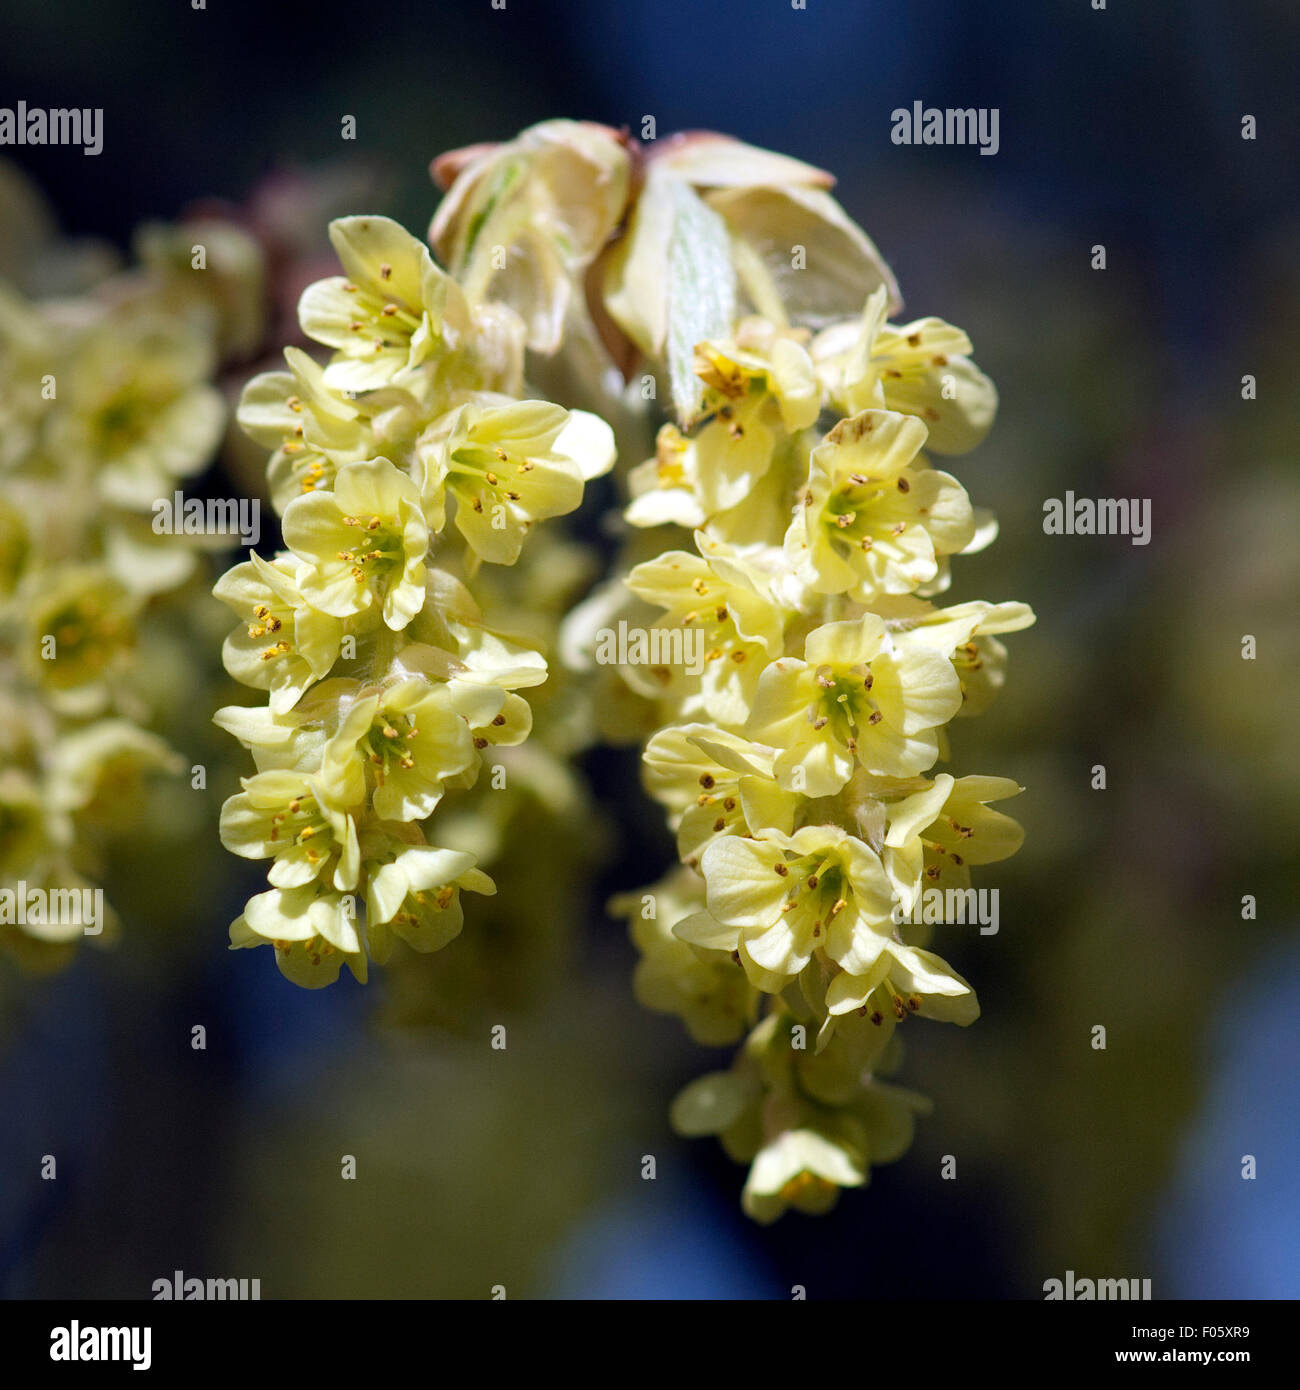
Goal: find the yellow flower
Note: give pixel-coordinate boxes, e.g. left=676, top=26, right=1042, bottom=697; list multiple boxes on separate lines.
left=52, top=310, right=225, bottom=511
left=298, top=215, right=471, bottom=392
left=742, top=1127, right=864, bottom=1221
left=237, top=347, right=369, bottom=511
left=231, top=883, right=367, bottom=988
left=625, top=326, right=819, bottom=528
left=745, top=614, right=962, bottom=795
left=813, top=286, right=997, bottom=453
left=47, top=719, right=183, bottom=830
left=213, top=553, right=344, bottom=713
left=823, top=946, right=978, bottom=1026
left=0, top=768, right=68, bottom=879
left=675, top=823, right=896, bottom=990
left=867, top=595, right=1036, bottom=716
left=320, top=678, right=477, bottom=822
left=670, top=1010, right=931, bottom=1222
left=641, top=724, right=797, bottom=866
left=219, top=770, right=361, bottom=892
left=624, top=538, right=787, bottom=725
left=364, top=843, right=495, bottom=961
left=784, top=409, right=974, bottom=599
left=212, top=680, right=345, bottom=777
left=282, top=457, right=429, bottom=629
left=884, top=772, right=1024, bottom=907
left=25, top=568, right=137, bottom=713
left=420, top=400, right=595, bottom=565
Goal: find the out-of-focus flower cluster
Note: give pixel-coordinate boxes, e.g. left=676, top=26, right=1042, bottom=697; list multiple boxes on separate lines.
left=218, top=209, right=616, bottom=988
left=428, top=121, right=1035, bottom=1221
left=0, top=160, right=264, bottom=969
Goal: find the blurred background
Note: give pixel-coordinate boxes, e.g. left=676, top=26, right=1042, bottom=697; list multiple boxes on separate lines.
left=0, top=0, right=1296, bottom=1298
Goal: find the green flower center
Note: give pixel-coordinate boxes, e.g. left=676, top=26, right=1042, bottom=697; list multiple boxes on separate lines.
left=449, top=444, right=531, bottom=511
left=809, top=663, right=880, bottom=747
left=365, top=714, right=418, bottom=784
left=823, top=472, right=912, bottom=552
left=336, top=514, right=404, bottom=586
left=268, top=791, right=334, bottom=865
left=341, top=278, right=424, bottom=354
left=780, top=855, right=849, bottom=941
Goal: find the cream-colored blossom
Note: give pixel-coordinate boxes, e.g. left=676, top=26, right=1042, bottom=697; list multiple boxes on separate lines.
left=641, top=724, right=797, bottom=866
left=281, top=456, right=428, bottom=628
left=213, top=553, right=344, bottom=713
left=47, top=719, right=183, bottom=829
left=50, top=310, right=225, bottom=511
left=231, top=882, right=368, bottom=988
left=745, top=615, right=962, bottom=795
left=675, top=823, right=896, bottom=990
left=868, top=594, right=1036, bottom=716
left=624, top=540, right=786, bottom=725
left=220, top=770, right=361, bottom=892
left=420, top=400, right=595, bottom=565
left=236, top=346, right=370, bottom=510
left=884, top=772, right=1024, bottom=906
left=625, top=326, right=819, bottom=528
left=320, top=678, right=477, bottom=822
left=364, top=843, right=495, bottom=961
left=298, top=215, right=471, bottom=392
left=813, top=286, right=997, bottom=453
left=784, top=409, right=974, bottom=599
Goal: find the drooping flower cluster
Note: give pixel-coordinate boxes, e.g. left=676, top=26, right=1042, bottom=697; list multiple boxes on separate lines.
left=217, top=212, right=615, bottom=986
left=614, top=248, right=1030, bottom=1217
left=441, top=125, right=1037, bottom=1223
left=0, top=162, right=263, bottom=967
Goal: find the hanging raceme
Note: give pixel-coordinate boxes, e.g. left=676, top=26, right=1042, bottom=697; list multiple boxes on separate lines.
left=216, top=212, right=616, bottom=986
left=599, top=145, right=1033, bottom=1222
